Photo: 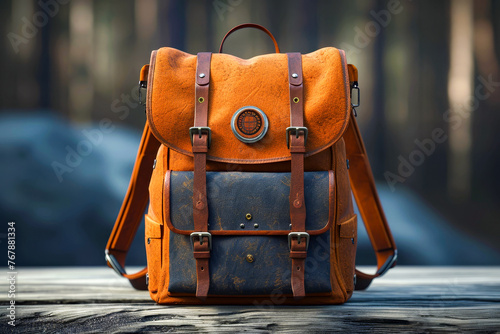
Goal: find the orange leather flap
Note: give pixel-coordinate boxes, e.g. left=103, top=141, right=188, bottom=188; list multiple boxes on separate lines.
left=339, top=215, right=357, bottom=239
left=145, top=214, right=162, bottom=239
left=146, top=47, right=351, bottom=164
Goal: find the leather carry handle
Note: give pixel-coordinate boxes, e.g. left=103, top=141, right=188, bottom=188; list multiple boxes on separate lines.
left=219, top=23, right=280, bottom=53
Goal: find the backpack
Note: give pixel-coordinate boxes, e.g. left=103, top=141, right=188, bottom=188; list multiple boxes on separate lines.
left=105, top=24, right=397, bottom=305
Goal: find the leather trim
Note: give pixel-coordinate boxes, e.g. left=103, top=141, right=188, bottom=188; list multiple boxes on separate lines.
left=328, top=170, right=335, bottom=226
left=339, top=49, right=351, bottom=116
left=163, top=171, right=335, bottom=236
left=140, top=64, right=150, bottom=82
left=146, top=50, right=157, bottom=127
left=146, top=47, right=351, bottom=164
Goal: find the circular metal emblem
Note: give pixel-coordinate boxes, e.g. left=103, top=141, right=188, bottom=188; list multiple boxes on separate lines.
left=231, top=106, right=268, bottom=143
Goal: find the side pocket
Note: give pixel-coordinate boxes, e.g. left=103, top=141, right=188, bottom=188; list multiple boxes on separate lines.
left=339, top=214, right=357, bottom=293
left=145, top=214, right=162, bottom=294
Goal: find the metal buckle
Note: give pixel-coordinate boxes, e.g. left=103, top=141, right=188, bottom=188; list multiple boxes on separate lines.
left=138, top=81, right=147, bottom=106
left=189, top=127, right=212, bottom=148
left=286, top=127, right=308, bottom=148
left=190, top=232, right=212, bottom=251
left=105, top=250, right=126, bottom=276
left=351, top=81, right=360, bottom=117
left=288, top=232, right=310, bottom=251
left=351, top=82, right=360, bottom=107
left=375, top=249, right=398, bottom=277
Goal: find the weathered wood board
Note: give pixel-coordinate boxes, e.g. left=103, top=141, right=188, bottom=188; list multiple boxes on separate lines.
left=0, top=267, right=499, bottom=333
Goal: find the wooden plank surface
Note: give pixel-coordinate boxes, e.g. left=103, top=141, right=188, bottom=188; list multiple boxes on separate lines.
left=0, top=267, right=499, bottom=333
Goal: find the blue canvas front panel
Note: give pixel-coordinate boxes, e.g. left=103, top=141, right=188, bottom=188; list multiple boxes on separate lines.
left=169, top=172, right=330, bottom=231
left=169, top=233, right=331, bottom=295
left=168, top=171, right=332, bottom=295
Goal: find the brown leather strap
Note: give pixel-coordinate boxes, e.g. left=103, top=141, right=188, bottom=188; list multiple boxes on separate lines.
left=219, top=23, right=280, bottom=53
left=287, top=53, right=307, bottom=298
left=345, top=64, right=397, bottom=290
left=105, top=122, right=160, bottom=290
left=191, top=52, right=212, bottom=298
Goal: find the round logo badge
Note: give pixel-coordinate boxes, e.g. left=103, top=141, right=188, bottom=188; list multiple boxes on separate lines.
left=231, top=106, right=268, bottom=143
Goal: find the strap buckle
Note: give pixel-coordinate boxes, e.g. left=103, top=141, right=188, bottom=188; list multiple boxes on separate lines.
left=351, top=81, right=360, bottom=117
left=190, top=232, right=212, bottom=251
left=189, top=127, right=212, bottom=148
left=105, top=250, right=126, bottom=276
left=138, top=81, right=147, bottom=106
left=351, top=82, right=360, bottom=107
left=288, top=232, right=310, bottom=251
left=286, top=127, right=308, bottom=148
left=375, top=249, right=398, bottom=277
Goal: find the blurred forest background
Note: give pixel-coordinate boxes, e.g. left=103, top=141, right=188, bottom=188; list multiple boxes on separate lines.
left=0, top=0, right=499, bottom=265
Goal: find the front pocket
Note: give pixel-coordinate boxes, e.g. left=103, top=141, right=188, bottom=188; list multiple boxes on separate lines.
left=168, top=233, right=332, bottom=295
left=145, top=214, right=162, bottom=293
left=165, top=171, right=335, bottom=296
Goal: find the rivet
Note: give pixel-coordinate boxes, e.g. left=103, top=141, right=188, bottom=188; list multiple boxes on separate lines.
left=292, top=73, right=298, bottom=78
left=245, top=213, right=252, bottom=220
left=293, top=97, right=299, bottom=103
left=246, top=254, right=254, bottom=263
left=199, top=73, right=205, bottom=78
left=240, top=223, right=245, bottom=229
left=289, top=224, right=292, bottom=229
left=254, top=223, right=259, bottom=229
left=198, top=97, right=204, bottom=103
left=147, top=238, right=151, bottom=244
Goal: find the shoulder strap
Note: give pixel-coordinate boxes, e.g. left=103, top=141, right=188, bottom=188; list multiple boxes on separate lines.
left=105, top=122, right=159, bottom=290
left=105, top=63, right=159, bottom=290
left=345, top=64, right=397, bottom=290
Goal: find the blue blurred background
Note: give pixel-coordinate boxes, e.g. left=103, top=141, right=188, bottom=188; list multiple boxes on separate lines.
left=1, top=0, right=499, bottom=267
